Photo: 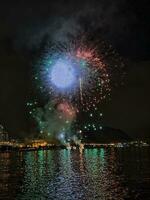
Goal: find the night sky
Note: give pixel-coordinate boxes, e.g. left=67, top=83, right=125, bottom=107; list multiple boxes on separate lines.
left=0, top=0, right=150, bottom=138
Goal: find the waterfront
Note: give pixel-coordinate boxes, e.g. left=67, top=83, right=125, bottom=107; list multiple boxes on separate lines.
left=0, top=147, right=150, bottom=200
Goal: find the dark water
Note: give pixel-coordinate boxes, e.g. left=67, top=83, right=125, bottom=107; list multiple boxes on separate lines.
left=0, top=147, right=150, bottom=200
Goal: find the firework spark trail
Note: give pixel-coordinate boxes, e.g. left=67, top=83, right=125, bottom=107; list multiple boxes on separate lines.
left=79, top=77, right=83, bottom=104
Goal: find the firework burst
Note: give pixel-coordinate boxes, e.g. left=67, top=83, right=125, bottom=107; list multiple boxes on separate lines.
left=34, top=36, right=116, bottom=111
left=29, top=34, right=125, bottom=142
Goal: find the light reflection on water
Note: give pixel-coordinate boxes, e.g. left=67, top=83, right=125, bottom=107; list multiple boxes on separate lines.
left=0, top=147, right=150, bottom=199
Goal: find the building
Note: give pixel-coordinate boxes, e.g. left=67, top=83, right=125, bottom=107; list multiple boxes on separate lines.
left=0, top=125, right=9, bottom=141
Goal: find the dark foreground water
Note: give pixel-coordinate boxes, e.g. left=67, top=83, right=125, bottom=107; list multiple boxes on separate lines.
left=0, top=147, right=150, bottom=200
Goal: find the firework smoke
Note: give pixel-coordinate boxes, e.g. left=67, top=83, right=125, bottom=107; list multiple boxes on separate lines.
left=31, top=100, right=77, bottom=144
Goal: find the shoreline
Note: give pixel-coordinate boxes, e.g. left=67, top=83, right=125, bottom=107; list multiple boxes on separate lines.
left=0, top=144, right=149, bottom=152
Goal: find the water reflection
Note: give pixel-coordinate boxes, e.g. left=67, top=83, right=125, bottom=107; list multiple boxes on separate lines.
left=0, top=147, right=150, bottom=199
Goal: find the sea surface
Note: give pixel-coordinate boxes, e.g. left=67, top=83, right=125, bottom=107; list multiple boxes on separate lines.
left=0, top=147, right=150, bottom=200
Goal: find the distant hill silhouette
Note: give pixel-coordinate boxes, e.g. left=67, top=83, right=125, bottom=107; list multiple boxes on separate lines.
left=83, top=127, right=131, bottom=143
